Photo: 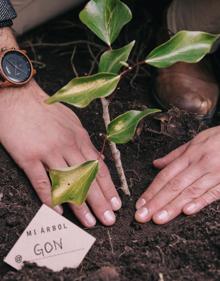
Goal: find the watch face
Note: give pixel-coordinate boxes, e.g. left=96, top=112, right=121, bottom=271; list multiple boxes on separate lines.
left=1, top=51, right=32, bottom=83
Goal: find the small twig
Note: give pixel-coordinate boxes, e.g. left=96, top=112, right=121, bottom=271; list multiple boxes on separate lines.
left=101, top=98, right=130, bottom=196
left=156, top=245, right=165, bottom=264
left=146, top=127, right=173, bottom=138
left=87, top=43, right=99, bottom=63
left=107, top=230, right=115, bottom=255
left=50, top=21, right=84, bottom=31
left=87, top=44, right=104, bottom=75
left=98, top=135, right=107, bottom=160
left=158, top=273, right=165, bottom=281
left=22, top=40, right=104, bottom=49
left=70, top=46, right=79, bottom=77
left=169, top=234, right=187, bottom=247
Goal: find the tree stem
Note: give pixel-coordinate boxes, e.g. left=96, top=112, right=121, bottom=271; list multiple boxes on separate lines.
left=101, top=98, right=130, bottom=196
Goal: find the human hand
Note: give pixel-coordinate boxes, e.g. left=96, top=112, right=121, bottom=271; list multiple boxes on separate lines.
left=135, top=126, right=220, bottom=224
left=0, top=80, right=121, bottom=227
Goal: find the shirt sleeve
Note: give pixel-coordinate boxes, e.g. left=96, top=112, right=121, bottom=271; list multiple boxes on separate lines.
left=0, top=0, right=17, bottom=27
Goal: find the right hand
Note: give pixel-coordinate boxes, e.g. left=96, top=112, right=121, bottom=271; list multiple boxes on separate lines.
left=0, top=80, right=122, bottom=227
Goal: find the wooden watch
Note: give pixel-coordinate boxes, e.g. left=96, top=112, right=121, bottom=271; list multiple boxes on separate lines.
left=0, top=48, right=36, bottom=87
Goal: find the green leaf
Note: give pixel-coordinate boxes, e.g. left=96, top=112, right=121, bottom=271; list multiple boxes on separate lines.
left=49, top=160, right=99, bottom=206
left=99, top=41, right=135, bottom=74
left=46, top=73, right=121, bottom=108
left=79, top=0, right=132, bottom=46
left=145, top=31, right=220, bottom=68
left=107, top=108, right=161, bottom=144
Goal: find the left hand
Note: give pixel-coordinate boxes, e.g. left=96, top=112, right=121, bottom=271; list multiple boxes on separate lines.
left=135, top=126, right=220, bottom=224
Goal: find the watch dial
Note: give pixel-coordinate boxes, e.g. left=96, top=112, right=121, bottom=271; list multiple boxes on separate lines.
left=1, top=51, right=32, bottom=83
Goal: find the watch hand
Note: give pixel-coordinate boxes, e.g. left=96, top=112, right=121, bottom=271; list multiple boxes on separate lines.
left=6, top=59, right=28, bottom=75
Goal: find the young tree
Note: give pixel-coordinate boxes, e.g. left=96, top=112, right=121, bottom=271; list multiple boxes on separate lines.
left=46, top=0, right=219, bottom=207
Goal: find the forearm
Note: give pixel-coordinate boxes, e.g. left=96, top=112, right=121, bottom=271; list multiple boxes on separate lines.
left=0, top=27, right=18, bottom=48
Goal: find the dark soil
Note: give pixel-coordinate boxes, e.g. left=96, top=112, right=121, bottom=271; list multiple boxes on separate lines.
left=1, top=1, right=220, bottom=280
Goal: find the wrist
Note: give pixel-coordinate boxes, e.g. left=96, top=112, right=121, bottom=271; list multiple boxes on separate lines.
left=0, top=79, right=48, bottom=116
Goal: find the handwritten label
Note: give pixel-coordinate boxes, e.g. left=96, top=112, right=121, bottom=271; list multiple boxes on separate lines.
left=4, top=204, right=95, bottom=271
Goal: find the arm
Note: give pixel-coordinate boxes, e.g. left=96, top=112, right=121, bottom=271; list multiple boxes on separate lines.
left=0, top=27, right=122, bottom=227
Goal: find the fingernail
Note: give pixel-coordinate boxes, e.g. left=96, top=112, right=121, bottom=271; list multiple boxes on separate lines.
left=185, top=203, right=197, bottom=214
left=153, top=159, right=163, bottom=166
left=104, top=210, right=115, bottom=224
left=155, top=210, right=168, bottom=222
left=136, top=198, right=146, bottom=209
left=136, top=207, right=149, bottom=221
left=53, top=205, right=63, bottom=215
left=85, top=213, right=96, bottom=227
left=111, top=197, right=122, bottom=210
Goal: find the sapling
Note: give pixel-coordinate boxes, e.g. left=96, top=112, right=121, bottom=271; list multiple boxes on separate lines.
left=46, top=0, right=220, bottom=207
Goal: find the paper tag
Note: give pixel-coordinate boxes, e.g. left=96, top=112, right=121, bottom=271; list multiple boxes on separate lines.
left=4, top=204, right=96, bottom=271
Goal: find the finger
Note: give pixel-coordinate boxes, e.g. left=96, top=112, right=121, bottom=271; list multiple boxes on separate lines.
left=43, top=155, right=67, bottom=170
left=153, top=142, right=189, bottom=169
left=81, top=146, right=122, bottom=211
left=69, top=202, right=96, bottom=228
left=87, top=182, right=116, bottom=226
left=152, top=172, right=218, bottom=224
left=43, top=155, right=68, bottom=213
left=64, top=151, right=98, bottom=227
left=135, top=164, right=204, bottom=223
left=64, top=150, right=116, bottom=226
left=23, top=161, right=63, bottom=215
left=183, top=184, right=220, bottom=215
left=64, top=149, right=85, bottom=167
left=136, top=155, right=190, bottom=209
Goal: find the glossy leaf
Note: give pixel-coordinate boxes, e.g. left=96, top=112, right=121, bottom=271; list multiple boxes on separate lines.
left=145, top=31, right=220, bottom=68
left=50, top=160, right=99, bottom=206
left=99, top=41, right=135, bottom=74
left=107, top=108, right=161, bottom=144
left=46, top=73, right=120, bottom=108
left=79, top=0, right=132, bottom=46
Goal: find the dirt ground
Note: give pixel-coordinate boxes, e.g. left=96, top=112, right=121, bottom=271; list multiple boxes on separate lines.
left=0, top=1, right=220, bottom=280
